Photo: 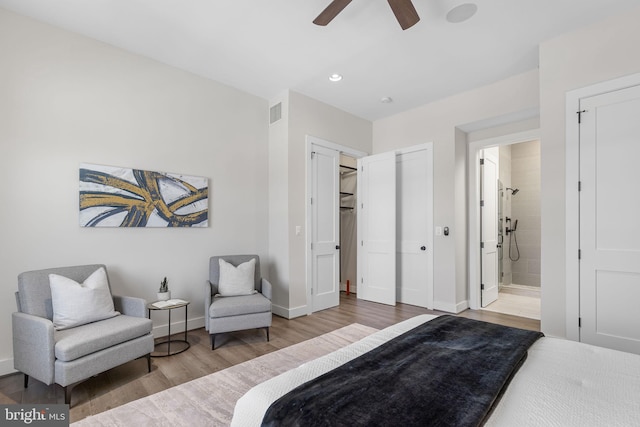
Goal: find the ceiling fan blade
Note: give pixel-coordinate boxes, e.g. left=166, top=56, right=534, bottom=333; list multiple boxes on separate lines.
left=387, top=0, right=420, bottom=30
left=313, top=0, right=353, bottom=26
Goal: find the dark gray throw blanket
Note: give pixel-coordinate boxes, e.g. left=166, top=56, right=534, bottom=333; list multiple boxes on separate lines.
left=262, top=315, right=543, bottom=427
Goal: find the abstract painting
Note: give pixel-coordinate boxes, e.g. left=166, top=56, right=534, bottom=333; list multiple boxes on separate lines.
left=79, top=163, right=208, bottom=227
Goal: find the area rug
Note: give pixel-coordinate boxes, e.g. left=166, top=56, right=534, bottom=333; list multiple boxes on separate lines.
left=72, top=323, right=377, bottom=426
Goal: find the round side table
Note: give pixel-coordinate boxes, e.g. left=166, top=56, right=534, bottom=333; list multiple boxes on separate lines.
left=147, top=300, right=191, bottom=357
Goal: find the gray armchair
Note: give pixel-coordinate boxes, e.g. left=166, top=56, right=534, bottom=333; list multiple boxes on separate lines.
left=12, top=264, right=154, bottom=406
left=205, top=255, right=272, bottom=349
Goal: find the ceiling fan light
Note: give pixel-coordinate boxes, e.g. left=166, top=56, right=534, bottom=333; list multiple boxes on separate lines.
left=329, top=73, right=343, bottom=82
left=446, top=3, right=478, bottom=24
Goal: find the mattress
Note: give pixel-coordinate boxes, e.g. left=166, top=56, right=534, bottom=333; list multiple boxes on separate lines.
left=231, top=314, right=640, bottom=426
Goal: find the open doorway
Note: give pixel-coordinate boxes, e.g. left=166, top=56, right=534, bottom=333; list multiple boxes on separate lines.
left=339, top=155, right=358, bottom=296
left=307, top=137, right=434, bottom=314
left=481, top=141, right=541, bottom=320
left=468, top=129, right=541, bottom=320
left=305, top=136, right=367, bottom=314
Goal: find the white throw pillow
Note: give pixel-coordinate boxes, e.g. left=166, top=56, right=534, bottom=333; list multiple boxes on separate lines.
left=49, top=267, right=120, bottom=330
left=218, top=258, right=257, bottom=297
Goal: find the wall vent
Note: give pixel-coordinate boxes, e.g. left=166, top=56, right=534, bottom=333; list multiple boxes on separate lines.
left=269, top=103, right=282, bottom=124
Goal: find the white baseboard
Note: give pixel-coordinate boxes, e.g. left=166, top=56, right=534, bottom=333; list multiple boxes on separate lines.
left=0, top=357, right=17, bottom=377
left=272, top=304, right=308, bottom=319
left=434, top=300, right=469, bottom=314
left=456, top=300, right=470, bottom=313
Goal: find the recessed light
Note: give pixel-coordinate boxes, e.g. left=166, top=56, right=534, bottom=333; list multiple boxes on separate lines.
left=381, top=97, right=393, bottom=103
left=446, top=3, right=478, bottom=24
left=329, top=73, right=343, bottom=82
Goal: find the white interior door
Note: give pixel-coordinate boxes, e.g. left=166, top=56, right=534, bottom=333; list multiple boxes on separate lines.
left=580, top=84, right=640, bottom=354
left=481, top=148, right=499, bottom=307
left=396, top=145, right=434, bottom=309
left=311, top=145, right=340, bottom=312
left=358, top=151, right=396, bottom=306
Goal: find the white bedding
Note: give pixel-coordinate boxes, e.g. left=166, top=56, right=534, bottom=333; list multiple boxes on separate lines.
left=231, top=314, right=640, bottom=426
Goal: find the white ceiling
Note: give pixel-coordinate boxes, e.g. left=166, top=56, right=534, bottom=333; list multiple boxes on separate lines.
left=1, top=0, right=638, bottom=121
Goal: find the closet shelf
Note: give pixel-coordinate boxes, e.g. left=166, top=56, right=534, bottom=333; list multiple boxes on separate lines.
left=340, top=164, right=357, bottom=175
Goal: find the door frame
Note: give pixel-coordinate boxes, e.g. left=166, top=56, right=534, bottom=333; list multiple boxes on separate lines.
left=305, top=135, right=368, bottom=315
left=468, top=129, right=540, bottom=310
left=565, top=72, right=640, bottom=341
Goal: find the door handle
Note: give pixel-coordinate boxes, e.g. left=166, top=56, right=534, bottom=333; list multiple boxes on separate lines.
left=420, top=246, right=426, bottom=251
left=336, top=245, right=340, bottom=250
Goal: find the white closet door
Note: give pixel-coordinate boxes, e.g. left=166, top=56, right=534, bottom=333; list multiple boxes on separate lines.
left=358, top=151, right=396, bottom=306
left=396, top=145, right=433, bottom=309
left=311, top=145, right=340, bottom=312
left=481, top=149, right=499, bottom=307
left=580, top=84, right=640, bottom=354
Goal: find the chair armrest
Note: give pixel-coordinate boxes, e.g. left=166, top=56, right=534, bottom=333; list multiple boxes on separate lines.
left=261, top=278, right=272, bottom=301
left=205, top=281, right=217, bottom=332
left=12, top=312, right=55, bottom=385
left=113, top=295, right=147, bottom=318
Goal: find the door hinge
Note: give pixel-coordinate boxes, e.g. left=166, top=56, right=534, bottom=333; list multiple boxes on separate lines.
left=361, top=240, right=363, bottom=246
left=480, top=200, right=484, bottom=207
left=480, top=242, right=485, bottom=249
left=480, top=158, right=485, bottom=165
left=361, top=277, right=363, bottom=284
left=578, top=317, right=582, bottom=328
left=311, top=287, right=313, bottom=295
left=578, top=181, right=582, bottom=192
left=578, top=249, right=581, bottom=259
left=311, top=151, right=316, bottom=159
left=481, top=284, right=485, bottom=290
left=577, top=109, right=587, bottom=124
left=311, top=243, right=313, bottom=250
left=310, top=197, right=313, bottom=205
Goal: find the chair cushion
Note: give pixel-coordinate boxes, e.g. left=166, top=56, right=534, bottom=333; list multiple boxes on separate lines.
left=209, top=293, right=271, bottom=318
left=55, top=315, right=152, bottom=362
left=49, top=267, right=119, bottom=330
left=218, top=258, right=257, bottom=296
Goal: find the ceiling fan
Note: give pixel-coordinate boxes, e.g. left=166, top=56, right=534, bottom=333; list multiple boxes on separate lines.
left=313, top=0, right=420, bottom=30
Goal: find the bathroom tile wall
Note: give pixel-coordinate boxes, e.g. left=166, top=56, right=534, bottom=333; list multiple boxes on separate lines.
left=510, top=140, right=541, bottom=287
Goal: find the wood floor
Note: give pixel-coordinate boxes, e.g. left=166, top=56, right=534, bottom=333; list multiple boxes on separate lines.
left=0, top=293, right=539, bottom=423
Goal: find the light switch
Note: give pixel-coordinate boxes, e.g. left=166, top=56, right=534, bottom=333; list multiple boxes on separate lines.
left=435, top=226, right=442, bottom=236
left=295, top=225, right=302, bottom=236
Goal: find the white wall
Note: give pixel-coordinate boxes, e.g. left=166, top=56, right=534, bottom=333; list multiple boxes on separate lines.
left=373, top=70, right=540, bottom=312
left=0, top=9, right=269, bottom=374
left=539, top=5, right=640, bottom=337
left=267, top=94, right=290, bottom=313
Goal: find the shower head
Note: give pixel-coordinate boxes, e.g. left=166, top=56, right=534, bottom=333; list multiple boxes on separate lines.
left=507, top=187, right=519, bottom=195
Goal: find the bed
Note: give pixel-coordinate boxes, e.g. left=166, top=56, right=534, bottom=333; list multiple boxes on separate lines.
left=231, top=314, right=640, bottom=426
